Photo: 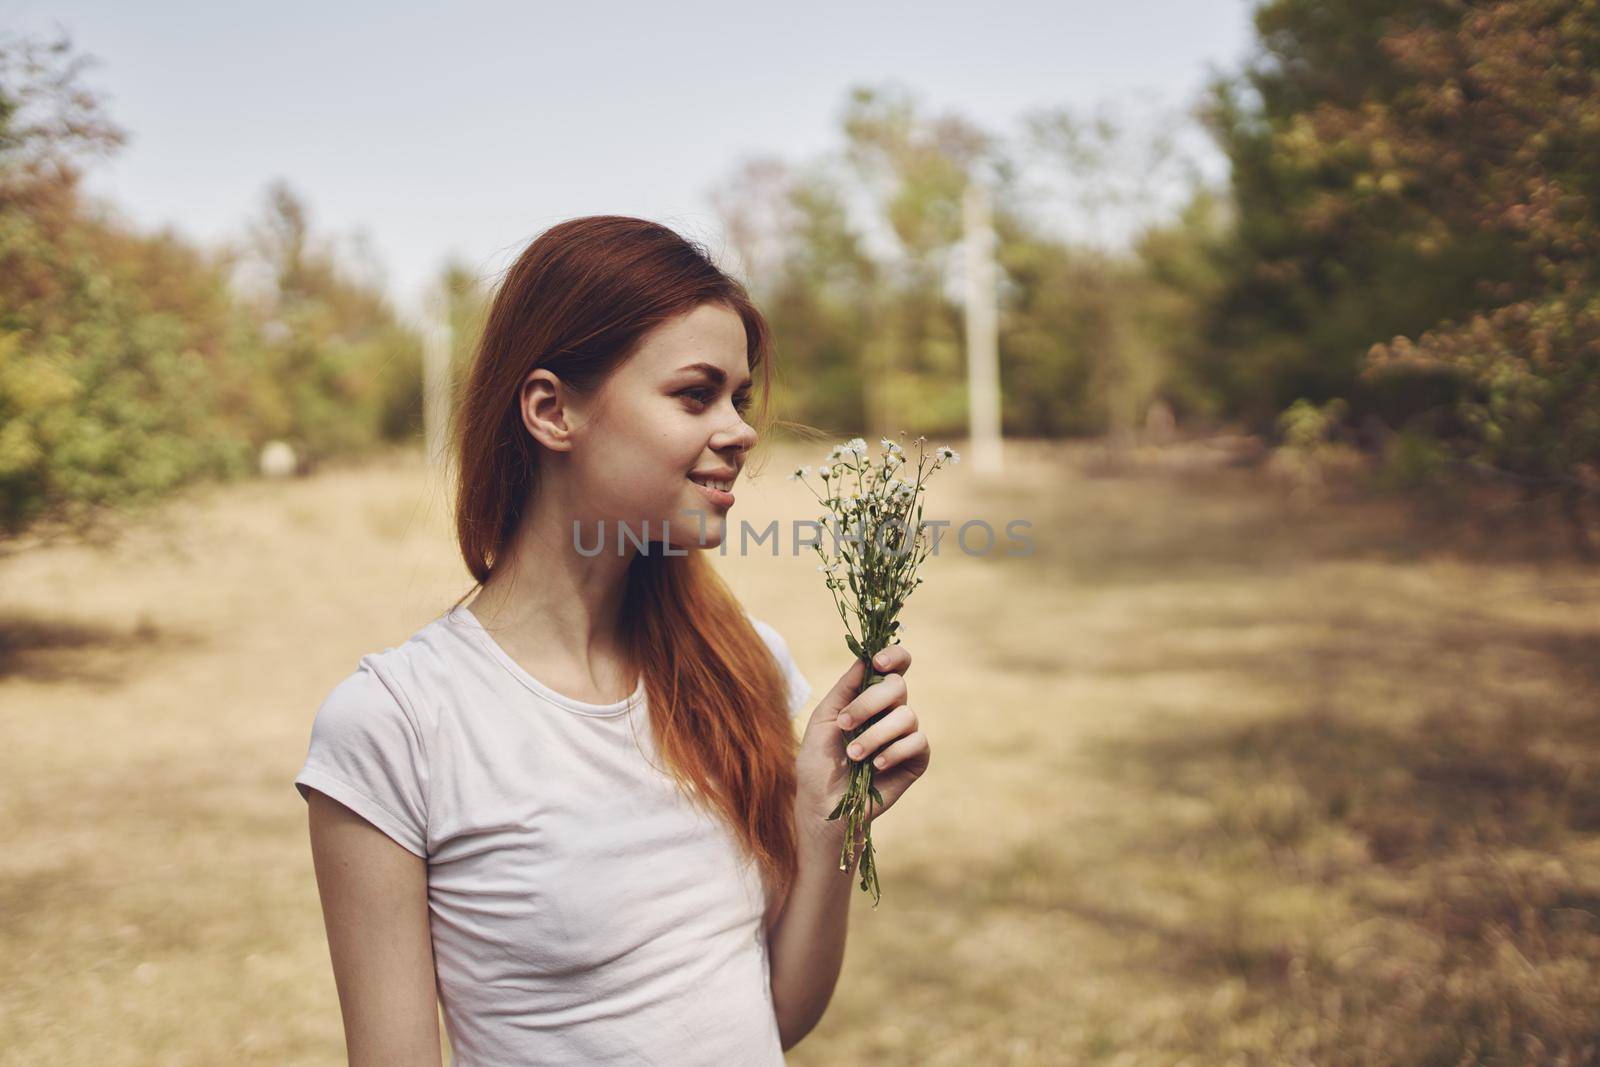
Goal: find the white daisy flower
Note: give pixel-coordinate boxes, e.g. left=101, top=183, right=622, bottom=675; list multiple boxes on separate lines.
left=819, top=465, right=832, bottom=478
left=936, top=446, right=960, bottom=465
left=846, top=437, right=867, bottom=456
left=788, top=465, right=811, bottom=481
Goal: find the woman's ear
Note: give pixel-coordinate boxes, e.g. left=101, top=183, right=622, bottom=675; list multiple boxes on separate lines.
left=520, top=369, right=579, bottom=452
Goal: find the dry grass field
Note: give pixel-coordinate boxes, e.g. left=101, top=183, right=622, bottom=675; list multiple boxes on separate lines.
left=2, top=438, right=1597, bottom=1065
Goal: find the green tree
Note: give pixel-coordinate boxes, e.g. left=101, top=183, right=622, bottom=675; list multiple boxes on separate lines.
left=0, top=31, right=424, bottom=543
left=1021, top=99, right=1210, bottom=442
left=0, top=31, right=250, bottom=539
left=1340, top=0, right=1600, bottom=552
left=1198, top=0, right=1470, bottom=426
left=232, top=179, right=424, bottom=464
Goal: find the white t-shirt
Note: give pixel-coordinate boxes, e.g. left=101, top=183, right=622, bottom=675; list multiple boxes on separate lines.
left=293, top=604, right=814, bottom=1067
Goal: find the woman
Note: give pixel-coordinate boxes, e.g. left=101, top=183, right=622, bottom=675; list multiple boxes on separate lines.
left=293, top=216, right=931, bottom=1066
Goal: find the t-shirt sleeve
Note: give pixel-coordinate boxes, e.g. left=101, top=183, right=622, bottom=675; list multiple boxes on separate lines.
left=748, top=615, right=813, bottom=721
left=294, top=662, right=430, bottom=859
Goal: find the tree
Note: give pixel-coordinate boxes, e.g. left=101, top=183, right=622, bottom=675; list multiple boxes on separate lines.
left=229, top=179, right=424, bottom=464
left=1341, top=0, right=1600, bottom=552
left=0, top=31, right=423, bottom=544
left=0, top=31, right=253, bottom=540
left=1021, top=98, right=1211, bottom=444
left=1198, top=0, right=1469, bottom=426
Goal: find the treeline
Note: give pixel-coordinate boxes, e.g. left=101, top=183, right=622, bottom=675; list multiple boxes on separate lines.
left=3, top=0, right=1597, bottom=550
left=708, top=0, right=1598, bottom=548
left=1194, top=0, right=1600, bottom=545
left=0, top=33, right=422, bottom=540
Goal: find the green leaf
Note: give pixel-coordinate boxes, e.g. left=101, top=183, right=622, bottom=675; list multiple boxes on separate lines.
left=826, top=794, right=847, bottom=820
left=845, top=634, right=864, bottom=659
left=868, top=785, right=884, bottom=808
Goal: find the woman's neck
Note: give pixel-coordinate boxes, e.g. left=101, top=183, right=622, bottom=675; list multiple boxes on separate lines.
left=465, top=502, right=639, bottom=702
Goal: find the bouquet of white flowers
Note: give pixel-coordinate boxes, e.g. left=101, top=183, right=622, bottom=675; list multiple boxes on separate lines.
left=789, top=433, right=958, bottom=904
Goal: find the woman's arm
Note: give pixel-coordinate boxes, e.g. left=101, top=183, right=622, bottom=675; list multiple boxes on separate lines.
left=306, top=788, right=444, bottom=1066
left=767, top=820, right=859, bottom=1051
left=769, top=641, right=928, bottom=1051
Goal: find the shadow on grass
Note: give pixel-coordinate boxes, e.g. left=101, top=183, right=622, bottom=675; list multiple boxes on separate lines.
left=971, top=460, right=1600, bottom=587
left=1091, top=684, right=1600, bottom=1058
left=892, top=588, right=1600, bottom=1061
left=1097, top=690, right=1600, bottom=871
left=0, top=609, right=176, bottom=684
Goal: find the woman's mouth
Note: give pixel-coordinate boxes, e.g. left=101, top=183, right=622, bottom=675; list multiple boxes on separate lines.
left=687, top=475, right=735, bottom=509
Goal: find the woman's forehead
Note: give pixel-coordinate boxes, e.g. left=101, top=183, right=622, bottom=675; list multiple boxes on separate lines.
left=631, top=305, right=750, bottom=378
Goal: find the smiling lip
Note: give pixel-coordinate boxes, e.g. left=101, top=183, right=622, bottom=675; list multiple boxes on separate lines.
left=687, top=478, right=735, bottom=509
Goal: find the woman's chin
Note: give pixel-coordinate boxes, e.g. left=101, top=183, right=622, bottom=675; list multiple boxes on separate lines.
left=654, top=510, right=729, bottom=552
left=674, top=525, right=727, bottom=551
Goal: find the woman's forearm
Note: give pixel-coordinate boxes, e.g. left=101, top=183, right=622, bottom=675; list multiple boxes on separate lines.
left=767, top=820, right=861, bottom=1051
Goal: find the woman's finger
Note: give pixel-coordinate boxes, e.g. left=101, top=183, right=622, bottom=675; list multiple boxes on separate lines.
left=808, top=643, right=911, bottom=721
left=812, top=657, right=871, bottom=717
left=869, top=644, right=912, bottom=677
left=865, top=729, right=930, bottom=774
left=842, top=703, right=917, bottom=763
left=836, top=672, right=908, bottom=730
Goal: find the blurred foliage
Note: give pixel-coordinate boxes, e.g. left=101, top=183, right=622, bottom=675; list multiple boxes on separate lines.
left=440, top=258, right=489, bottom=402
left=1268, top=396, right=1365, bottom=508
left=1348, top=1, right=1600, bottom=550
left=710, top=86, right=1195, bottom=444
left=1193, top=0, right=1475, bottom=426
left=235, top=180, right=425, bottom=458
left=0, top=30, right=422, bottom=541
left=5, top=3, right=1600, bottom=551
left=1195, top=0, right=1600, bottom=547
left=1374, top=424, right=1456, bottom=494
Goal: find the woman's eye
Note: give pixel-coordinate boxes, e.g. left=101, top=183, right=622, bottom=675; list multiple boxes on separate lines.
left=681, top=387, right=753, bottom=415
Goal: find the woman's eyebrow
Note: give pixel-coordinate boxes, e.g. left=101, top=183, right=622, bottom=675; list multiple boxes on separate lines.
left=676, top=362, right=752, bottom=390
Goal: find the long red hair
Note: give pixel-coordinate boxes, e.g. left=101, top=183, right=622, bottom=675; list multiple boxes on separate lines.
left=447, top=216, right=802, bottom=918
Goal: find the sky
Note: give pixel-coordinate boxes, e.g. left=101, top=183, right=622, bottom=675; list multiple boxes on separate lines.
left=5, top=0, right=1259, bottom=321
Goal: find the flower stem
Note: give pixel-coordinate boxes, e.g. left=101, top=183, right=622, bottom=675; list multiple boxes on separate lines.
left=826, top=657, right=888, bottom=908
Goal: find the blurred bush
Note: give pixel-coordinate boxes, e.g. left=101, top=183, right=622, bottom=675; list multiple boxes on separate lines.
left=1195, top=0, right=1600, bottom=549
left=0, top=31, right=422, bottom=541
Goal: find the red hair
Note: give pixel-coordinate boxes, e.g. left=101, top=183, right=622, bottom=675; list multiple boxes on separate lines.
left=447, top=216, right=802, bottom=919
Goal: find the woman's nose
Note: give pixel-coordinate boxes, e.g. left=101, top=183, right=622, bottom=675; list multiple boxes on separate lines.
left=715, top=415, right=758, bottom=453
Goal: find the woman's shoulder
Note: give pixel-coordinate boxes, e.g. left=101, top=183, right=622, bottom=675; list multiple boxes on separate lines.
left=744, top=611, right=783, bottom=646
left=744, top=611, right=799, bottom=665
left=319, top=609, right=463, bottom=728
left=742, top=611, right=812, bottom=719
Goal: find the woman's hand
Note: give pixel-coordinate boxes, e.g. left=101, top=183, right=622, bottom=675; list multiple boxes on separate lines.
left=794, top=644, right=930, bottom=847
